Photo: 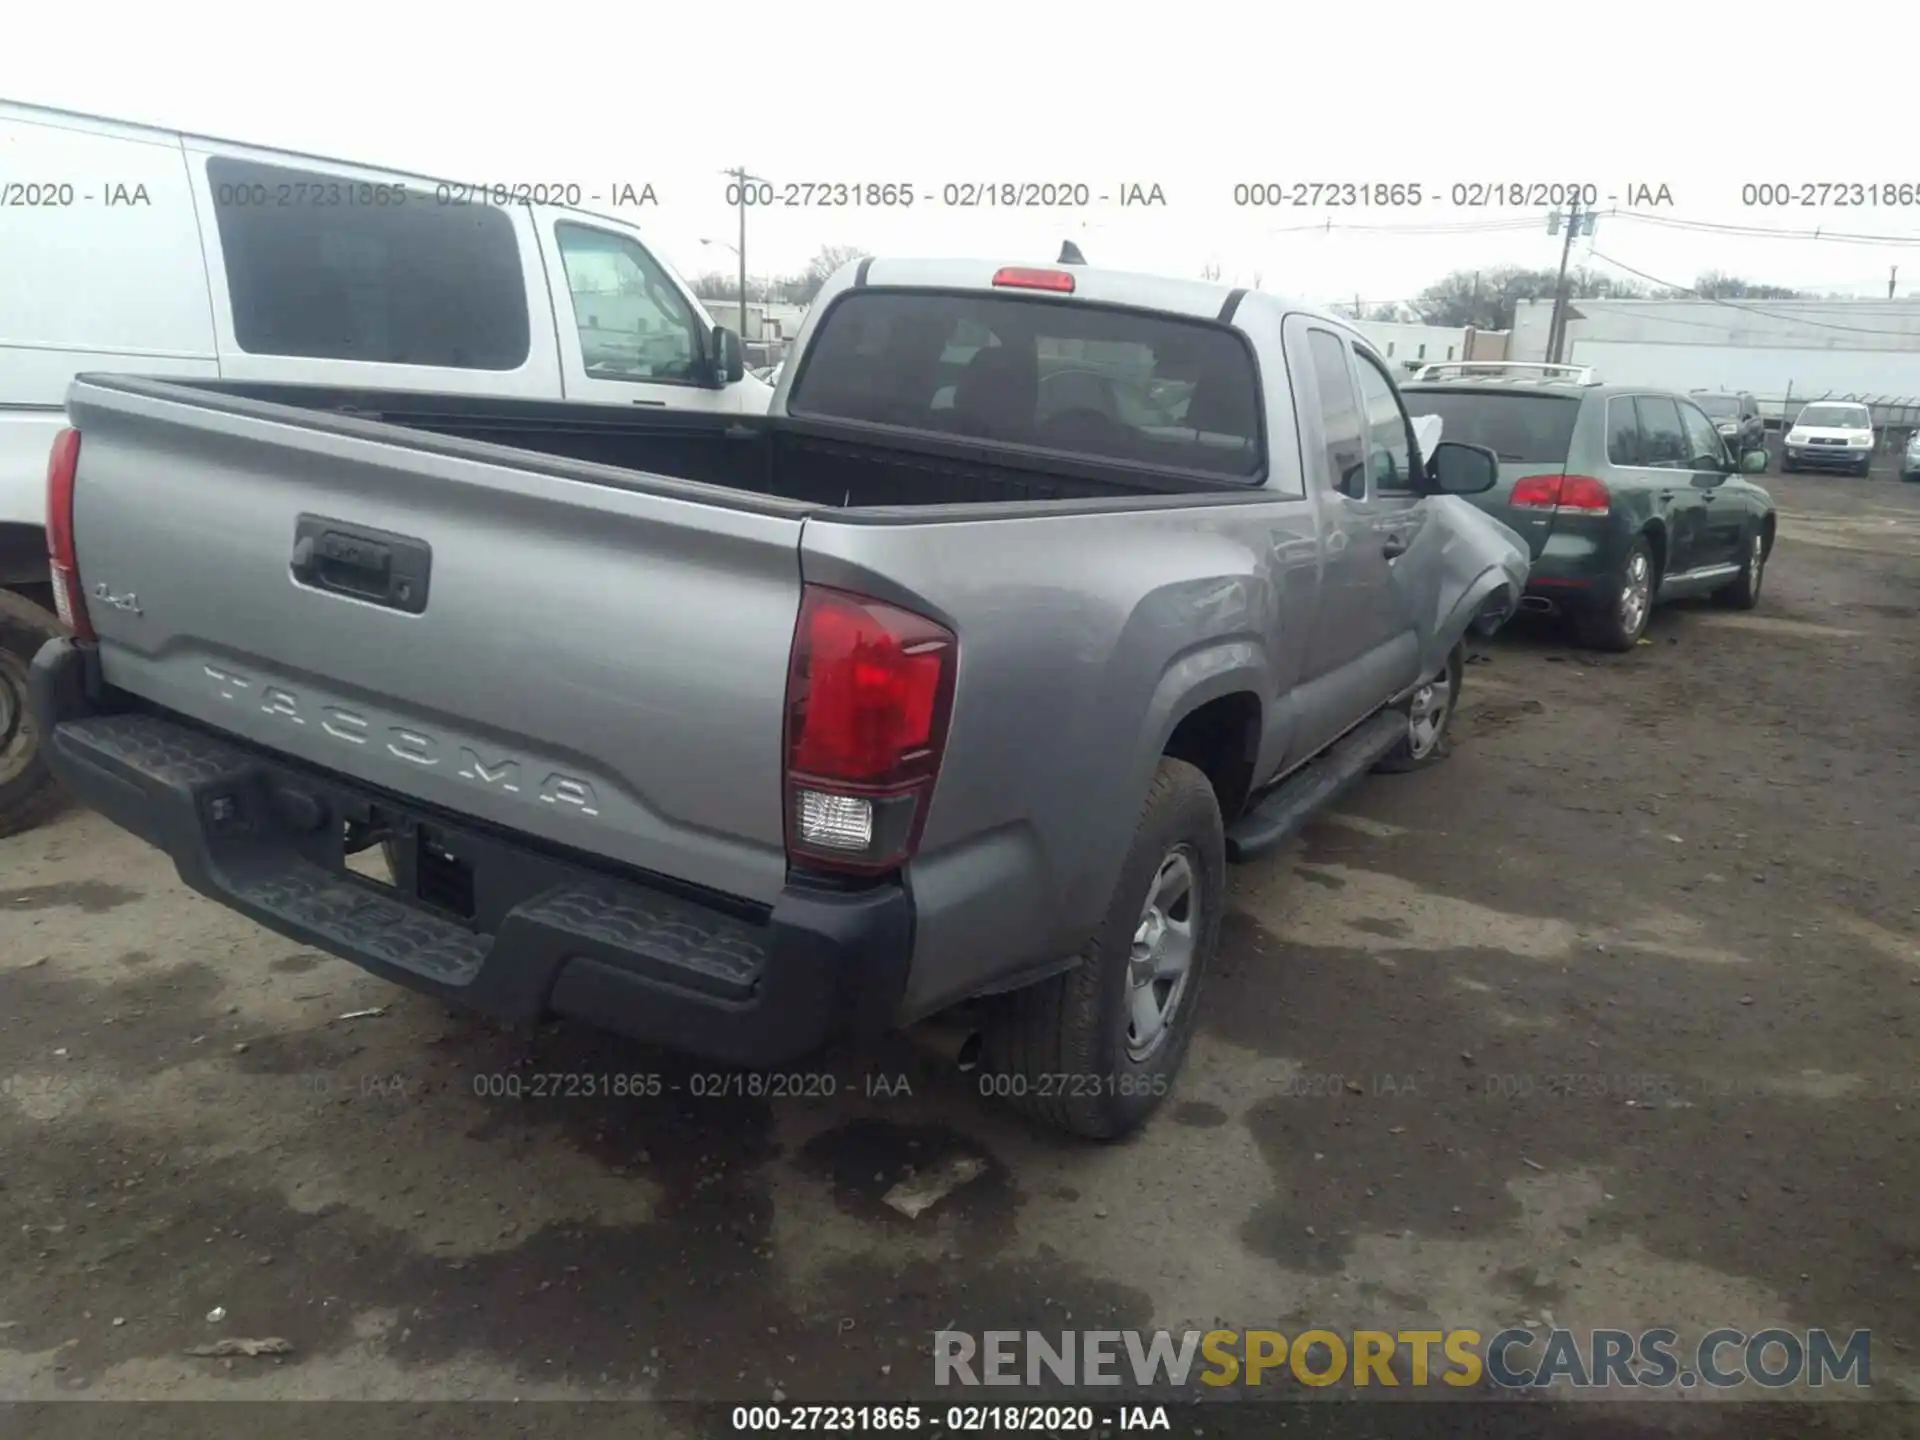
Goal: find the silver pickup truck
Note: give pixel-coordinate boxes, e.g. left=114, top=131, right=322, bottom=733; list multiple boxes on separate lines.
left=29, top=258, right=1528, bottom=1138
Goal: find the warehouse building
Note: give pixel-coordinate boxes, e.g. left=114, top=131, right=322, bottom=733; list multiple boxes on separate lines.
left=1509, top=297, right=1920, bottom=420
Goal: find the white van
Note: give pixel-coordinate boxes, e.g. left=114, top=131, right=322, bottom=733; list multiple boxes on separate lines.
left=0, top=99, right=770, bottom=835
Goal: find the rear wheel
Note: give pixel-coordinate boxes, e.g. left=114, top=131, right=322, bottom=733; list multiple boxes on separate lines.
left=980, top=757, right=1222, bottom=1139
left=0, top=590, right=70, bottom=838
left=1573, top=536, right=1656, bottom=652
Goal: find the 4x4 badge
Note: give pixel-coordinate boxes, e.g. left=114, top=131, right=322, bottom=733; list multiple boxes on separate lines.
left=91, top=582, right=142, bottom=616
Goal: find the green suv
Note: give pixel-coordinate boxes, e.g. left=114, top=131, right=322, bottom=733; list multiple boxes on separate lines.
left=1400, top=371, right=1777, bottom=651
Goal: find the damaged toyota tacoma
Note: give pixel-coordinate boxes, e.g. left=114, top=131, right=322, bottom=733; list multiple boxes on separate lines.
left=30, top=257, right=1528, bottom=1138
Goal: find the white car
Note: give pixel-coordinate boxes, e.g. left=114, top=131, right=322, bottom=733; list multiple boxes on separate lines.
left=1782, top=402, right=1876, bottom=476
left=1903, top=429, right=1920, bottom=483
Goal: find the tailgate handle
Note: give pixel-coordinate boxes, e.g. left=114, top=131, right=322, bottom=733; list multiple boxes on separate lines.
left=291, top=515, right=432, bottom=615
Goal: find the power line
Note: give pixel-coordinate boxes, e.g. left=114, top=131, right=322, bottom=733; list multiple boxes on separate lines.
left=1584, top=250, right=1920, bottom=337
left=1602, top=210, right=1920, bottom=247
left=1251, top=208, right=1920, bottom=247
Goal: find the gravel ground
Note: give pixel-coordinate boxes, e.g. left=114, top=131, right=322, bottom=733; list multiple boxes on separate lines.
left=1, top=472, right=1916, bottom=1438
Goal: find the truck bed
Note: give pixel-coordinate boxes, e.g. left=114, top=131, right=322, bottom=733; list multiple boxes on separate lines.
left=128, top=377, right=1246, bottom=510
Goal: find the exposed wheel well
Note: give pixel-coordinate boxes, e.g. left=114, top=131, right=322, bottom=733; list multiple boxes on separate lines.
left=1163, top=692, right=1261, bottom=826
left=1759, top=512, right=1777, bottom=553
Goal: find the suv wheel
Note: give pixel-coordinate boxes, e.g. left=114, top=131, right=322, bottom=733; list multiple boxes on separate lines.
left=1574, top=536, right=1656, bottom=652
left=1714, top=528, right=1767, bottom=610
left=980, top=757, right=1222, bottom=1139
left=1373, top=644, right=1463, bottom=773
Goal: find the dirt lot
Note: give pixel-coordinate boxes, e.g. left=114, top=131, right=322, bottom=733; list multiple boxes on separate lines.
left=2, top=472, right=1917, bottom=1437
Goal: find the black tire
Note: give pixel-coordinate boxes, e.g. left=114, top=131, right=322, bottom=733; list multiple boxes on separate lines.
left=0, top=589, right=71, bottom=838
left=1781, top=459, right=1797, bottom=474
left=1572, top=535, right=1657, bottom=652
left=1714, top=526, right=1768, bottom=610
left=979, top=757, right=1223, bottom=1139
left=1373, top=643, right=1463, bottom=774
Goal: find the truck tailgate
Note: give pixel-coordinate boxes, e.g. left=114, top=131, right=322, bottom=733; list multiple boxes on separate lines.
left=64, top=379, right=805, bottom=907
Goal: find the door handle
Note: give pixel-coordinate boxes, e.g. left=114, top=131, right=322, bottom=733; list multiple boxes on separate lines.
left=1382, top=535, right=1409, bottom=560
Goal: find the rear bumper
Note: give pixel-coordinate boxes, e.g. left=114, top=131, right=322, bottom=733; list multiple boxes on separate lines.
left=29, top=638, right=912, bottom=1066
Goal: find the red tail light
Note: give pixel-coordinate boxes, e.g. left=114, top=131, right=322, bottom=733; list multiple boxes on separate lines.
left=1510, top=473, right=1610, bottom=515
left=783, top=585, right=957, bottom=874
left=992, top=266, right=1075, bottom=294
left=1556, top=475, right=1611, bottom=512
left=45, top=427, right=93, bottom=641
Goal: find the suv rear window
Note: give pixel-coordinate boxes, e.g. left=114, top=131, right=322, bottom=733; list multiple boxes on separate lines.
left=1399, top=390, right=1580, bottom=465
left=787, top=290, right=1264, bottom=479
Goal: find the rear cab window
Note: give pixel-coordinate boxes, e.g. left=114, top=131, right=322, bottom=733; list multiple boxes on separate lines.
left=1399, top=389, right=1580, bottom=466
left=786, top=290, right=1265, bottom=482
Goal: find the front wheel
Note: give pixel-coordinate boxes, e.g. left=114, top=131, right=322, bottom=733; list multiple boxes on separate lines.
left=1714, top=528, right=1768, bottom=610
left=980, top=757, right=1223, bottom=1139
left=1573, top=536, right=1656, bottom=652
left=1374, top=644, right=1463, bottom=774
left=0, top=590, right=71, bottom=838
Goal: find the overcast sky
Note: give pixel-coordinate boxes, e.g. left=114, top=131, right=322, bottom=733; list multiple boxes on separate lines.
left=5, top=0, right=1916, bottom=309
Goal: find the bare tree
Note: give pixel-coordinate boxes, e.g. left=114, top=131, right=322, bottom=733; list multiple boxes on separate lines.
left=1686, top=270, right=1807, bottom=301
left=1199, top=261, right=1222, bottom=282
left=1411, top=265, right=1647, bottom=330
left=778, top=245, right=873, bottom=305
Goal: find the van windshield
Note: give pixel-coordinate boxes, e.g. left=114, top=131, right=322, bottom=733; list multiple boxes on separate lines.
left=1693, top=394, right=1741, bottom=418
left=787, top=290, right=1264, bottom=479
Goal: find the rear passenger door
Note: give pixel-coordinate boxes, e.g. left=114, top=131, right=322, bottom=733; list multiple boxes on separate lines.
left=1285, top=318, right=1422, bottom=756
left=1623, top=394, right=1707, bottom=580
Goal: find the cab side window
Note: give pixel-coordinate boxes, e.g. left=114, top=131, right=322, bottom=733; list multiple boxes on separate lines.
left=1306, top=329, right=1367, bottom=498
left=1352, top=350, right=1419, bottom=495
left=554, top=223, right=701, bottom=383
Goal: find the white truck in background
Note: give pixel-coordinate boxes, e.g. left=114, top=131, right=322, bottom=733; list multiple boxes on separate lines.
left=0, top=99, right=770, bottom=834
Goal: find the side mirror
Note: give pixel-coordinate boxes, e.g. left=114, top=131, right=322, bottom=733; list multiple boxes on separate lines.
left=1427, top=440, right=1500, bottom=495
left=1741, top=448, right=1769, bottom=474
left=711, top=325, right=746, bottom=386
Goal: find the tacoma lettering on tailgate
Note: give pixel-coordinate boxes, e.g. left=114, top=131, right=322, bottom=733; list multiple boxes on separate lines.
left=201, top=664, right=601, bottom=816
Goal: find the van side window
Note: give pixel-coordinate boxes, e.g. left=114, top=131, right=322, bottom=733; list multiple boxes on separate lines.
left=553, top=223, right=702, bottom=384
left=1352, top=350, right=1419, bottom=494
left=1306, top=330, right=1367, bottom=498
left=207, top=158, right=529, bottom=370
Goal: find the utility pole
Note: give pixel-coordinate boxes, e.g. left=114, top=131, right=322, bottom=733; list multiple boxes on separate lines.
left=1545, top=199, right=1582, bottom=365
left=1891, top=265, right=1900, bottom=299
left=724, top=165, right=755, bottom=337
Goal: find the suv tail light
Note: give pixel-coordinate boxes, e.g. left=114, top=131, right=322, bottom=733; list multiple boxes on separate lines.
left=783, top=585, right=957, bottom=875
left=1510, top=473, right=1610, bottom=515
left=45, top=427, right=94, bottom=641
